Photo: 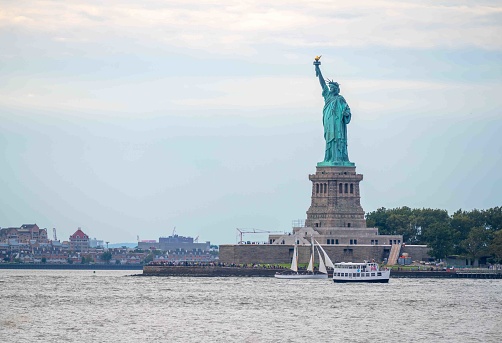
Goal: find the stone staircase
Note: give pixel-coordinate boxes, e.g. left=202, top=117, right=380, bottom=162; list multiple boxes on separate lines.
left=387, top=243, right=402, bottom=266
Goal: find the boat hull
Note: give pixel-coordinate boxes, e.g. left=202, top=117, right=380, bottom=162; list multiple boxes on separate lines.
left=333, top=278, right=389, bottom=283
left=275, top=273, right=329, bottom=279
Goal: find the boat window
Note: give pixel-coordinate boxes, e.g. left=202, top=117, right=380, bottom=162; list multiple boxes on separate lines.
left=377, top=272, right=382, bottom=276
left=371, top=273, right=375, bottom=277
left=366, top=273, right=369, bottom=277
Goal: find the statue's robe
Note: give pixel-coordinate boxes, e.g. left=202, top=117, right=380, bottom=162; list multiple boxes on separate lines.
left=322, top=85, right=351, bottom=163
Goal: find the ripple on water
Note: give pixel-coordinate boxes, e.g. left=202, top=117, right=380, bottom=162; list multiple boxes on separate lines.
left=0, top=271, right=501, bottom=342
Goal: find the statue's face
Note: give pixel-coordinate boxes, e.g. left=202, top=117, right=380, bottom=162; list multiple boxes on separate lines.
left=329, top=83, right=340, bottom=94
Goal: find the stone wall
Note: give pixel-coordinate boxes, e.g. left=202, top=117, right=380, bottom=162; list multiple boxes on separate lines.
left=401, top=245, right=431, bottom=261
left=306, top=166, right=367, bottom=228
left=219, top=244, right=392, bottom=265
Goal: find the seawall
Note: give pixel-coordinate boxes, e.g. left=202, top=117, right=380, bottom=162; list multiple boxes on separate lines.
left=142, top=265, right=278, bottom=277
left=142, top=266, right=502, bottom=279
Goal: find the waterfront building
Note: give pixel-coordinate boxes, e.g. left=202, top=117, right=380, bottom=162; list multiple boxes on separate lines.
left=69, top=228, right=90, bottom=252
left=0, top=224, right=48, bottom=244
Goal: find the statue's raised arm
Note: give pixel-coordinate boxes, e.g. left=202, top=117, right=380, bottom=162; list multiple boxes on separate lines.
left=313, top=56, right=327, bottom=91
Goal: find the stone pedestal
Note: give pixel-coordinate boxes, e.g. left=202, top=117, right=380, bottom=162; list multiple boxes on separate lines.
left=305, top=165, right=366, bottom=229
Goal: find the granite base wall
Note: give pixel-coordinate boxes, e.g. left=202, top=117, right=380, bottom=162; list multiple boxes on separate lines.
left=219, top=244, right=392, bottom=264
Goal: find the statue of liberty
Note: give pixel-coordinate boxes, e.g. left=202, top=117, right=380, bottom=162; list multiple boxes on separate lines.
left=314, top=56, right=355, bottom=167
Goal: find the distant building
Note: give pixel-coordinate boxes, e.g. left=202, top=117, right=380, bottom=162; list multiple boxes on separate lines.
left=0, top=224, right=48, bottom=244
left=138, top=234, right=210, bottom=252
left=69, top=228, right=90, bottom=252
left=89, top=237, right=104, bottom=248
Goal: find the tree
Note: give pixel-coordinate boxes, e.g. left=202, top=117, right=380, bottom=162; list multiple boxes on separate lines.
left=81, top=256, right=93, bottom=264
left=484, top=206, right=502, bottom=231
left=451, top=209, right=476, bottom=245
left=366, top=207, right=390, bottom=233
left=489, top=230, right=502, bottom=263
left=41, top=257, right=47, bottom=263
left=461, top=226, right=490, bottom=265
left=101, top=251, right=113, bottom=264
left=386, top=212, right=421, bottom=243
left=424, top=223, right=454, bottom=260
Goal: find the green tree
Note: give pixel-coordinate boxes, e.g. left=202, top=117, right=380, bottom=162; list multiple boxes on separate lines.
left=366, top=207, right=390, bottom=233
left=143, top=252, right=155, bottom=264
left=461, top=226, right=490, bottom=265
left=101, top=251, right=113, bottom=264
left=41, top=257, right=47, bottom=263
left=484, top=206, right=502, bottom=231
left=451, top=210, right=476, bottom=244
left=489, top=230, right=502, bottom=263
left=424, top=223, right=454, bottom=260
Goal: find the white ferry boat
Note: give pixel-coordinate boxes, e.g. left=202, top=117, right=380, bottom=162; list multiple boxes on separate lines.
left=332, top=261, right=390, bottom=283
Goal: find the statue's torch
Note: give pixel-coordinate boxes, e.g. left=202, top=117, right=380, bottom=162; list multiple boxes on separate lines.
left=313, top=55, right=321, bottom=76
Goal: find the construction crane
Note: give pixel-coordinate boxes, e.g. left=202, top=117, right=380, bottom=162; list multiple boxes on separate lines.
left=194, top=235, right=199, bottom=243
left=53, top=228, right=58, bottom=241
left=236, top=228, right=285, bottom=244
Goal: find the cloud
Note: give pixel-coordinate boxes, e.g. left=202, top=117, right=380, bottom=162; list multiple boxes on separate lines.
left=1, top=1, right=501, bottom=54
left=1, top=71, right=499, bottom=125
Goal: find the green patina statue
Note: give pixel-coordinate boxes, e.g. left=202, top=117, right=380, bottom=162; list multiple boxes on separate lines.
left=314, top=56, right=355, bottom=167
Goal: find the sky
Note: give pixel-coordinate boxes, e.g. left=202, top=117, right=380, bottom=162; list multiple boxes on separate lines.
left=1, top=1, right=501, bottom=245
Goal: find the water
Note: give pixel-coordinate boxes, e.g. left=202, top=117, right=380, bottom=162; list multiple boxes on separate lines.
left=0, top=270, right=501, bottom=342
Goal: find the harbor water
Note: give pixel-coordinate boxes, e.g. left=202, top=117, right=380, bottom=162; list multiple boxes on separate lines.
left=0, top=270, right=501, bottom=342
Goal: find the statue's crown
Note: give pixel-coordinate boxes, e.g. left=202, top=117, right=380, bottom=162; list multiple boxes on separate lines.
left=326, top=78, right=339, bottom=86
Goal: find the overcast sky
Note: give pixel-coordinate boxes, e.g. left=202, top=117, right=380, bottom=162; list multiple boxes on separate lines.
left=1, top=1, right=501, bottom=245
